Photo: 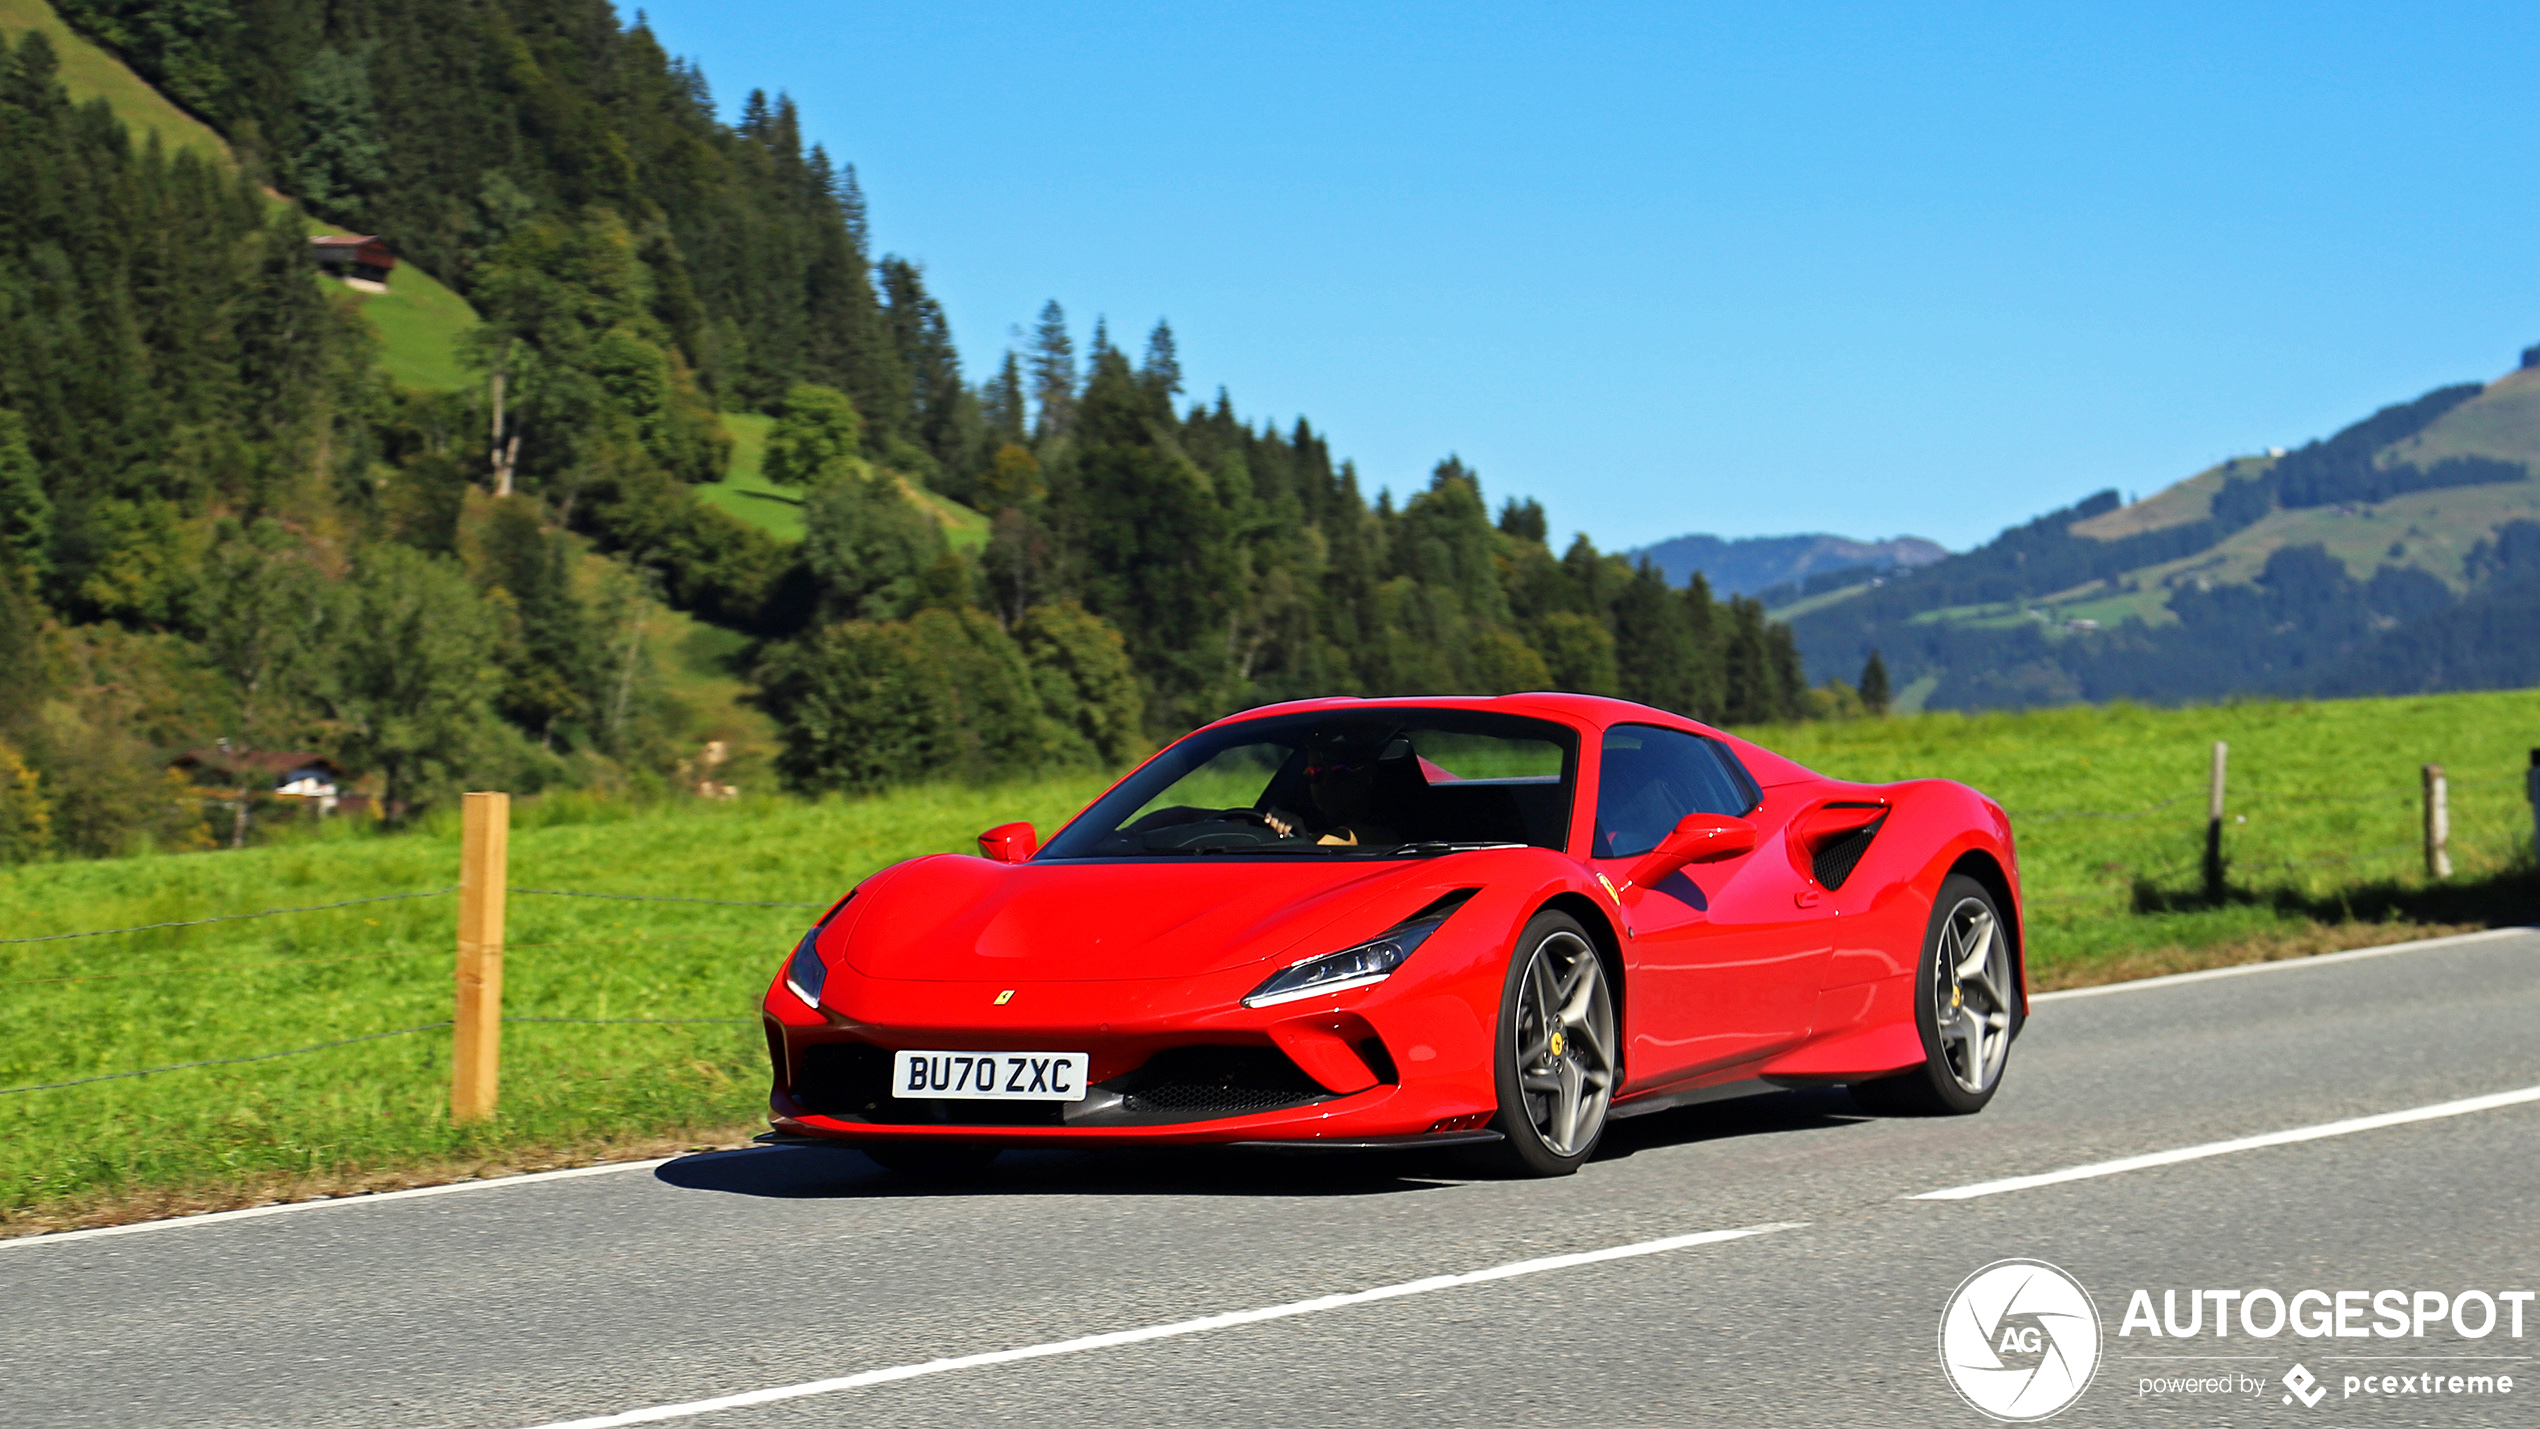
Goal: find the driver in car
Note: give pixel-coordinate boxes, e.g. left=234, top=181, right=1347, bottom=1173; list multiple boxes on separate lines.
left=1263, top=740, right=1406, bottom=847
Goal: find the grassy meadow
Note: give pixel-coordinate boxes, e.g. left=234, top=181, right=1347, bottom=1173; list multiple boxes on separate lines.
left=1746, top=688, right=2540, bottom=979
left=348, top=259, right=480, bottom=393
left=696, top=412, right=994, bottom=551
left=3, top=689, right=2535, bottom=1231
left=0, top=0, right=232, bottom=167
left=0, top=774, right=1120, bottom=1232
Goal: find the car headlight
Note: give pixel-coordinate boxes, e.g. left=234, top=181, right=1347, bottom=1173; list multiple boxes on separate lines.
left=1242, top=894, right=1473, bottom=1008
left=783, top=925, right=828, bottom=1009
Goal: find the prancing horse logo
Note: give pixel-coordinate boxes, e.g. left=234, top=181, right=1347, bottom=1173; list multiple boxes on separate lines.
left=993, top=989, right=1015, bottom=1005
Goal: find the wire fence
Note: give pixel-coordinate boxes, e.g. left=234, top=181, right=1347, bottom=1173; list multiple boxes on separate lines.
left=0, top=1013, right=757, bottom=1098
left=5, top=760, right=2528, bottom=1097
left=510, top=888, right=827, bottom=909
left=0, top=880, right=803, bottom=1097
left=0, top=888, right=460, bottom=946
left=0, top=1023, right=457, bottom=1096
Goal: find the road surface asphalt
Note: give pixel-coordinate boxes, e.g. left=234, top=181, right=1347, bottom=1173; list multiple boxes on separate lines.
left=5, top=928, right=2535, bottom=1428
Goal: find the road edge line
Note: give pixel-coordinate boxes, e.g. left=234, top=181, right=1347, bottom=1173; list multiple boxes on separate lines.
left=0, top=1155, right=701, bottom=1250
left=1910, top=1084, right=2540, bottom=1201
left=2031, top=926, right=2530, bottom=1004
left=514, top=1221, right=1808, bottom=1429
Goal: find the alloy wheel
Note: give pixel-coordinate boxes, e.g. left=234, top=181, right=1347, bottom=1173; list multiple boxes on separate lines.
left=1513, top=930, right=1616, bottom=1157
left=1933, top=896, right=2013, bottom=1095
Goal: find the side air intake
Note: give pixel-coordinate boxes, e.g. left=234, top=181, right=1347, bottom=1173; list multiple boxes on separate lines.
left=1810, top=812, right=1886, bottom=890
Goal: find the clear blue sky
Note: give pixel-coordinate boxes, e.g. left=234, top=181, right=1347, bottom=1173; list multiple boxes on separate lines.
left=634, top=2, right=2540, bottom=553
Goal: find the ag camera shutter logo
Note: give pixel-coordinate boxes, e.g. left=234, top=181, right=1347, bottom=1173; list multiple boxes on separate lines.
left=1940, top=1259, right=2103, bottom=1421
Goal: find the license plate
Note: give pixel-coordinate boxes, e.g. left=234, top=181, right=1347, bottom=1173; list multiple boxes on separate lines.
left=891, top=1049, right=1091, bottom=1102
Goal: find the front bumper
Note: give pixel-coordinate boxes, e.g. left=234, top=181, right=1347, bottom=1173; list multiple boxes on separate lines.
left=760, top=969, right=1502, bottom=1146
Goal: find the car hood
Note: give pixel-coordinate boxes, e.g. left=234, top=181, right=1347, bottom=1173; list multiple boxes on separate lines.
left=836, top=855, right=1463, bottom=983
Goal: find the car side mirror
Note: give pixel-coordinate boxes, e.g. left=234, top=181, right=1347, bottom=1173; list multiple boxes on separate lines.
left=978, top=822, right=1039, bottom=863
left=1626, top=813, right=1758, bottom=889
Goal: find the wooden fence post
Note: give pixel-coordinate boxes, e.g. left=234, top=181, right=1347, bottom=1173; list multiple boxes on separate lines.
left=2421, top=764, right=2450, bottom=880
left=2203, top=740, right=2228, bottom=899
left=453, top=791, right=510, bottom=1123
left=2527, top=749, right=2539, bottom=863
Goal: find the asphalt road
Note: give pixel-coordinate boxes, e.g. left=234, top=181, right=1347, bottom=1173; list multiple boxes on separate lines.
left=6, top=929, right=2536, bottom=1429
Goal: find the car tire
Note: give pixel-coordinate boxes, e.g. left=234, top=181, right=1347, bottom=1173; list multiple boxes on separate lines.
left=1484, top=909, right=1619, bottom=1177
left=1850, top=873, right=2020, bottom=1116
left=863, top=1142, right=1002, bottom=1177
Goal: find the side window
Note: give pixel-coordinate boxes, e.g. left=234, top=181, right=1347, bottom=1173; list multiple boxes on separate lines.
left=1592, top=725, right=1755, bottom=859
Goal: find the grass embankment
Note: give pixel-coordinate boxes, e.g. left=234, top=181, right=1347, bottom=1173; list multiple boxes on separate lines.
left=0, top=774, right=1119, bottom=1234
left=5, top=689, right=2534, bottom=1234
left=348, top=259, right=479, bottom=393
left=0, top=0, right=230, bottom=166
left=4, top=0, right=485, bottom=394
left=1745, top=690, right=2540, bottom=986
left=693, top=412, right=794, bottom=538
left=697, top=413, right=993, bottom=551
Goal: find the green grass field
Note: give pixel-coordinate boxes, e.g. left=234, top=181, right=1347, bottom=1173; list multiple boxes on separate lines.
left=0, top=0, right=231, bottom=167
left=696, top=415, right=993, bottom=551
left=1744, top=689, right=2540, bottom=978
left=4, top=688, right=2534, bottom=1233
left=347, top=261, right=480, bottom=393
left=693, top=413, right=800, bottom=539
left=0, top=774, right=1120, bottom=1232
left=4, top=0, right=486, bottom=398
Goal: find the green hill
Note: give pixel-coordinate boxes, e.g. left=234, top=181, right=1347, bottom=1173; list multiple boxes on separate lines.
left=338, top=253, right=479, bottom=394
left=0, top=0, right=225, bottom=165
left=2067, top=364, right=2540, bottom=600
left=1788, top=352, right=2540, bottom=707
left=697, top=411, right=992, bottom=549
left=2, top=0, right=480, bottom=392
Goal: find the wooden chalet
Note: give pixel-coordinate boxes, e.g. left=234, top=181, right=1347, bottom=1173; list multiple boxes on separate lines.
left=171, top=748, right=364, bottom=816
left=309, top=234, right=397, bottom=292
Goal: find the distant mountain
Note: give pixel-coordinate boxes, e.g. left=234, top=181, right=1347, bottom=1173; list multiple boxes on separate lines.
left=1784, top=355, right=2540, bottom=711
left=1631, top=532, right=1948, bottom=598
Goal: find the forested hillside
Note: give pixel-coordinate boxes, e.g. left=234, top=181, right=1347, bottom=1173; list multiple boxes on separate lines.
left=1788, top=360, right=2540, bottom=710
left=0, top=5, right=1813, bottom=864
left=1632, top=531, right=1944, bottom=601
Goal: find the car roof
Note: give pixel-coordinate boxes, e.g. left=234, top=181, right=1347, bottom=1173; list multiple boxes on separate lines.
left=1196, top=693, right=1822, bottom=786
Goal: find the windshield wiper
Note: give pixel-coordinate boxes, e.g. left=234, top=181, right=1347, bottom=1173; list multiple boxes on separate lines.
left=1189, top=843, right=1329, bottom=855
left=1389, top=841, right=1527, bottom=856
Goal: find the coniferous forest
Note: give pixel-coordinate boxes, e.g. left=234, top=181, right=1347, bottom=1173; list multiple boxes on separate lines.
left=0, top=4, right=1813, bottom=864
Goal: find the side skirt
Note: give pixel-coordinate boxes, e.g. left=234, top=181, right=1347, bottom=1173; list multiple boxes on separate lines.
left=1609, top=1077, right=1776, bottom=1120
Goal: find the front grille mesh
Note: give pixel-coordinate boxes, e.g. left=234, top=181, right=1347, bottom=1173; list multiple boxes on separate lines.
left=1119, top=1045, right=1331, bottom=1116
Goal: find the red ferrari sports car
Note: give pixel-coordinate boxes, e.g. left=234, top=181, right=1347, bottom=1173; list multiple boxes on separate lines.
left=760, top=694, right=2025, bottom=1176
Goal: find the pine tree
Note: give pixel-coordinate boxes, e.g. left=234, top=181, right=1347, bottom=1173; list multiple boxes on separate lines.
left=1140, top=320, right=1182, bottom=401
left=1859, top=649, right=1891, bottom=715
left=878, top=256, right=970, bottom=480
left=1497, top=497, right=1546, bottom=544
left=980, top=352, right=1027, bottom=448
left=0, top=410, right=50, bottom=579
left=1028, top=300, right=1076, bottom=439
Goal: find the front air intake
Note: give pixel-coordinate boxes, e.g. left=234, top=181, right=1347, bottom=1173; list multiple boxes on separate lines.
left=1117, top=1045, right=1332, bottom=1117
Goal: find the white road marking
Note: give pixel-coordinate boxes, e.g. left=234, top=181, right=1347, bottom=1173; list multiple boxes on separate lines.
left=2030, top=926, right=2528, bottom=1003
left=515, top=1222, right=1807, bottom=1429
left=0, top=1156, right=691, bottom=1250
left=1912, top=1084, right=2540, bottom=1200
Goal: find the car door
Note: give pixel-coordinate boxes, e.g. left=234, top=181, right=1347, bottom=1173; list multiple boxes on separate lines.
left=1591, top=725, right=1832, bottom=1089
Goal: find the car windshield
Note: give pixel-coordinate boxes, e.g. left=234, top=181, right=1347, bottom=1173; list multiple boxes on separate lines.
left=1040, top=710, right=1578, bottom=859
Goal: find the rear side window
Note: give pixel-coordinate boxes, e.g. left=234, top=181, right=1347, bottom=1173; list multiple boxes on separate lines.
left=1592, top=725, right=1758, bottom=858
